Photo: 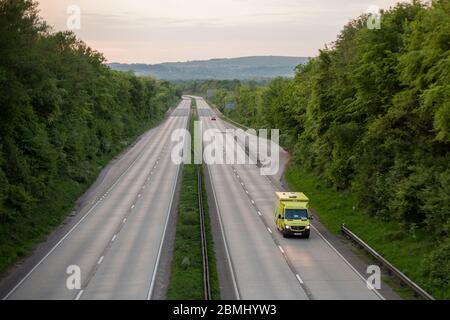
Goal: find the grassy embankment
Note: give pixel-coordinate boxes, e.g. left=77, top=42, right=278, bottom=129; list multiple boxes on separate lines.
left=286, top=167, right=440, bottom=299
left=166, top=100, right=220, bottom=300
left=0, top=106, right=177, bottom=275
left=211, top=101, right=442, bottom=299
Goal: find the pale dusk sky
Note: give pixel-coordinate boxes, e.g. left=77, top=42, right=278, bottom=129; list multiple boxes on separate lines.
left=36, top=0, right=406, bottom=64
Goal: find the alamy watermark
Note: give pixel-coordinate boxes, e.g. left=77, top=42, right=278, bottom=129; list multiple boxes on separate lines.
left=66, top=5, right=81, bottom=30
left=66, top=265, right=81, bottom=290
left=171, top=122, right=280, bottom=176
left=367, top=265, right=382, bottom=290
left=367, top=5, right=381, bottom=30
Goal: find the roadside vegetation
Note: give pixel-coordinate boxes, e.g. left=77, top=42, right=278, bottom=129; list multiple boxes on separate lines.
left=184, top=1, right=450, bottom=299
left=0, top=1, right=180, bottom=274
left=167, top=101, right=220, bottom=300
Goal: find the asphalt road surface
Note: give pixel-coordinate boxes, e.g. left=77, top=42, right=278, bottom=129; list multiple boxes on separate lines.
left=3, top=96, right=385, bottom=300
left=196, top=97, right=383, bottom=300
left=3, top=98, right=191, bottom=300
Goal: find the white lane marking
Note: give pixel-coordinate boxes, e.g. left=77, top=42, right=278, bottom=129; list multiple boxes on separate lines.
left=278, top=246, right=285, bottom=255
left=251, top=200, right=255, bottom=205
left=123, top=218, right=127, bottom=224
left=2, top=144, right=150, bottom=299
left=97, top=256, right=104, bottom=265
left=75, top=290, right=84, bottom=301
left=2, top=115, right=182, bottom=300
left=241, top=182, right=244, bottom=186
left=267, top=228, right=273, bottom=234
left=257, top=211, right=262, bottom=216
left=147, top=156, right=182, bottom=300
left=207, top=162, right=241, bottom=300
left=310, top=225, right=385, bottom=300
left=131, top=205, right=135, bottom=209
left=245, top=190, right=249, bottom=194
left=138, top=194, right=142, bottom=198
left=296, top=274, right=304, bottom=284
left=111, top=235, right=117, bottom=242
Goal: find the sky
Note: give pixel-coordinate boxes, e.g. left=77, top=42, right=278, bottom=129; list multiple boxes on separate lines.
left=37, top=0, right=406, bottom=64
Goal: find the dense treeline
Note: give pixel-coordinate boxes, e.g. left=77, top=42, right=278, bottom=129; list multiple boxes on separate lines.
left=0, top=0, right=179, bottom=272
left=196, top=0, right=450, bottom=297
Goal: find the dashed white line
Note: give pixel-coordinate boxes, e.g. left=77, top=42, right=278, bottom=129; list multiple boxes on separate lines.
left=75, top=290, right=84, bottom=301
left=111, top=235, right=117, bottom=242
left=123, top=218, right=127, bottom=224
left=97, top=256, right=104, bottom=265
left=245, top=190, right=249, bottom=194
left=251, top=200, right=255, bottom=205
left=267, top=228, right=273, bottom=234
left=296, top=274, right=304, bottom=284
left=131, top=205, right=135, bottom=209
left=278, top=246, right=285, bottom=255
left=257, top=211, right=262, bottom=216
left=138, top=194, right=142, bottom=198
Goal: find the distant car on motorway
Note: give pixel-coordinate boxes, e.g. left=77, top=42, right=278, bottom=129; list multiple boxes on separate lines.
left=211, top=116, right=217, bottom=121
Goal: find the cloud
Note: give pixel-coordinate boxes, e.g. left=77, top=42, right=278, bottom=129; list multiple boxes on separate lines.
left=37, top=0, right=406, bottom=63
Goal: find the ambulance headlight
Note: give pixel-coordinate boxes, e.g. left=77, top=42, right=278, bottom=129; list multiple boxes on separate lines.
left=306, top=226, right=310, bottom=230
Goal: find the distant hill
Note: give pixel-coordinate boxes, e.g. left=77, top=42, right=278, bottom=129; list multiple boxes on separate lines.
left=108, top=56, right=310, bottom=80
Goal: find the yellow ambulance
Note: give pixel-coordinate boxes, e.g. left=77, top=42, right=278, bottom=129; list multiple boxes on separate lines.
left=275, top=192, right=312, bottom=238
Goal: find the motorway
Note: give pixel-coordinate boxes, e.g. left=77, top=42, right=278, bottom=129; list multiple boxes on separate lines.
left=2, top=96, right=384, bottom=300
left=197, top=97, right=383, bottom=300
left=3, top=98, right=191, bottom=300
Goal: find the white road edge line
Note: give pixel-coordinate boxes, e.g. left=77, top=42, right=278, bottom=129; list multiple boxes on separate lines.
left=3, top=115, right=180, bottom=300
left=206, top=131, right=241, bottom=301
left=1, top=124, right=157, bottom=300
left=259, top=167, right=386, bottom=300
left=75, top=290, right=84, bottom=301
left=311, top=225, right=386, bottom=300
left=97, top=256, right=104, bottom=265
left=147, top=123, right=186, bottom=300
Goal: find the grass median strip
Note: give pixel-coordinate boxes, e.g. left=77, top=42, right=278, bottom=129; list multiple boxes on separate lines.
left=166, top=103, right=220, bottom=300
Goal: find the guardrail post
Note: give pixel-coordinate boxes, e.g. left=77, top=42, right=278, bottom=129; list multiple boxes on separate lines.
left=340, top=223, right=434, bottom=300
